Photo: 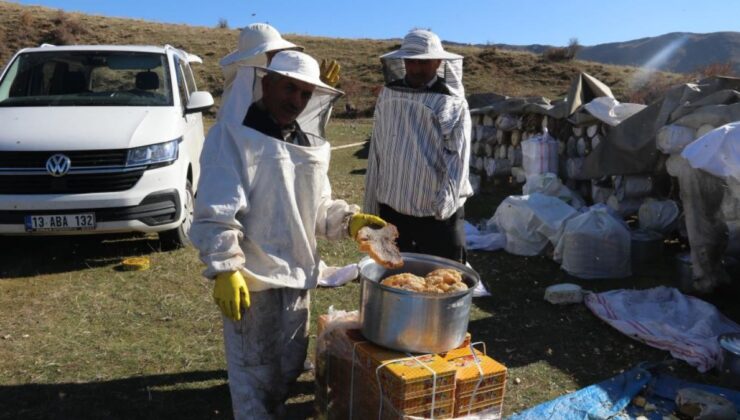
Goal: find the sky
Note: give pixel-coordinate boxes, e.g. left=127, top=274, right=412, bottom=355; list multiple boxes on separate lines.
left=12, top=0, right=740, bottom=46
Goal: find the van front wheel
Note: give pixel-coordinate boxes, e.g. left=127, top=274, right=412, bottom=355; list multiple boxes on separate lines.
left=159, top=180, right=193, bottom=250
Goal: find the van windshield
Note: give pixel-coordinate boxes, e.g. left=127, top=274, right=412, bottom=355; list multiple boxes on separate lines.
left=0, top=51, right=173, bottom=107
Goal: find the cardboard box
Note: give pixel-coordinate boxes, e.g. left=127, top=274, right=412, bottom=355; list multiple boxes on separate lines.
left=443, top=347, right=507, bottom=395
left=354, top=341, right=457, bottom=398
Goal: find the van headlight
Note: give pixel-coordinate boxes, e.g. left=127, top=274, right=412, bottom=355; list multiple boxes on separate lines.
left=127, top=139, right=179, bottom=167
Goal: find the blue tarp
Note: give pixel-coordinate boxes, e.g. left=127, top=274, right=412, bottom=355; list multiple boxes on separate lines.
left=508, top=364, right=740, bottom=420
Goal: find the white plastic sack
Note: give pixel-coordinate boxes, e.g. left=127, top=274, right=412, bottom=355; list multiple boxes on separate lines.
left=477, top=125, right=497, bottom=142
left=613, top=175, right=653, bottom=200
left=566, top=136, right=578, bottom=157
left=511, top=166, right=526, bottom=183
left=607, top=195, right=643, bottom=217
left=469, top=173, right=481, bottom=194
left=484, top=158, right=511, bottom=177
left=492, top=193, right=578, bottom=256
left=591, top=181, right=614, bottom=205
left=583, top=96, right=647, bottom=127
left=576, top=137, right=589, bottom=157
left=464, top=221, right=506, bottom=251
left=656, top=124, right=695, bottom=154
left=638, top=198, right=680, bottom=234
left=523, top=172, right=584, bottom=209
left=522, top=133, right=559, bottom=177
left=665, top=154, right=688, bottom=177
left=566, top=157, right=587, bottom=180
left=554, top=206, right=632, bottom=279
left=591, top=134, right=603, bottom=151
left=507, top=145, right=523, bottom=167
left=496, top=113, right=520, bottom=131
left=682, top=121, right=740, bottom=184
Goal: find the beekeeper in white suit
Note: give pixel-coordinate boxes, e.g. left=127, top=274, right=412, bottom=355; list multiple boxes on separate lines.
left=364, top=29, right=472, bottom=263
left=217, top=23, right=340, bottom=125
left=190, top=49, right=384, bottom=419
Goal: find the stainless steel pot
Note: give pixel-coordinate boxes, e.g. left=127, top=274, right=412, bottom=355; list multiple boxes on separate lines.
left=718, top=333, right=740, bottom=388
left=359, top=253, right=480, bottom=354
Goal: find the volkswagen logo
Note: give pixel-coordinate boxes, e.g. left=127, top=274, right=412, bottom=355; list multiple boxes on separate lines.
left=45, top=154, right=71, bottom=177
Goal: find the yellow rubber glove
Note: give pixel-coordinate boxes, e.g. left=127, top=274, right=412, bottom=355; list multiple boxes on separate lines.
left=320, top=59, right=341, bottom=87
left=213, top=271, right=251, bottom=321
left=348, top=213, right=387, bottom=239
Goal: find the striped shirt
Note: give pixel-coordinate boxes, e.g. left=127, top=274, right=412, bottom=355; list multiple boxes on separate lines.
left=363, top=87, right=473, bottom=220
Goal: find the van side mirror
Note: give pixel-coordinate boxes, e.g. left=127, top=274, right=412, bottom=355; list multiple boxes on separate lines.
left=185, top=91, right=214, bottom=114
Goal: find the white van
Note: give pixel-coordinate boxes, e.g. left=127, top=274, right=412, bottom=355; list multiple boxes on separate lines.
left=0, top=44, right=213, bottom=248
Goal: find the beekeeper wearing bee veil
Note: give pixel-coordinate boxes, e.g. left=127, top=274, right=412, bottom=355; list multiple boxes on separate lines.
left=217, top=23, right=302, bottom=125
left=190, top=50, right=384, bottom=419
left=364, top=29, right=472, bottom=263
left=217, top=23, right=341, bottom=126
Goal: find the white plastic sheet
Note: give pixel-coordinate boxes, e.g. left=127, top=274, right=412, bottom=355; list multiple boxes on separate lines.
left=682, top=121, right=740, bottom=183
left=554, top=205, right=632, bottom=279
left=523, top=172, right=585, bottom=209
left=492, top=193, right=578, bottom=256
left=464, top=221, right=506, bottom=252
left=582, top=96, right=647, bottom=127
left=522, top=133, right=559, bottom=177
left=585, top=286, right=740, bottom=372
left=638, top=198, right=680, bottom=234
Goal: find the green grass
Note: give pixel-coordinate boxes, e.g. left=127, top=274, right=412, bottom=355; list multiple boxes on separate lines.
left=1, top=119, right=738, bottom=420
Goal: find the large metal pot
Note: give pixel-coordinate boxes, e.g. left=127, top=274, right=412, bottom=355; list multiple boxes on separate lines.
left=359, top=253, right=479, bottom=354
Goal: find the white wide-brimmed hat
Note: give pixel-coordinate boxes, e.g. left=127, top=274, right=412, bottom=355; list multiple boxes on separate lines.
left=257, top=50, right=342, bottom=96
left=381, top=29, right=462, bottom=60
left=220, top=23, right=302, bottom=67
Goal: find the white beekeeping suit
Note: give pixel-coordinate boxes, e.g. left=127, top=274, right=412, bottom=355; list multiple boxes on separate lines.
left=190, top=51, right=357, bottom=419
left=364, top=29, right=472, bottom=222
left=217, top=23, right=302, bottom=125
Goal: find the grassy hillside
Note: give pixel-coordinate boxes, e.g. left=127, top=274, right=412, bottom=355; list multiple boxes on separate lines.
left=0, top=1, right=681, bottom=116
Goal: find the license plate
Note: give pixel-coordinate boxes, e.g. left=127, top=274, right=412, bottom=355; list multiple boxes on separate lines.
left=24, top=213, right=96, bottom=232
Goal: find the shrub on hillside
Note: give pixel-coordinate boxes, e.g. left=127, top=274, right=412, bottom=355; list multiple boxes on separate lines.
left=625, top=74, right=680, bottom=105
left=542, top=38, right=580, bottom=62
left=695, top=61, right=736, bottom=78
left=19, top=10, right=34, bottom=27
left=216, top=18, right=229, bottom=29
left=42, top=10, right=87, bottom=45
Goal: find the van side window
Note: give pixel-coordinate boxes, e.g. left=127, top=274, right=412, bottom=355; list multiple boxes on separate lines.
left=173, top=56, right=189, bottom=109
left=182, top=62, right=197, bottom=95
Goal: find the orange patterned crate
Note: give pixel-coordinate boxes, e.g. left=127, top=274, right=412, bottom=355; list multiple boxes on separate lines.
left=354, top=341, right=457, bottom=398
left=443, top=347, right=507, bottom=395
left=454, top=387, right=504, bottom=412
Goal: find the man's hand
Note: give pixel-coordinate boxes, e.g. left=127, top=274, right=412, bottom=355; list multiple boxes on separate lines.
left=320, top=59, right=341, bottom=87
left=349, top=213, right=387, bottom=239
left=213, top=271, right=251, bottom=321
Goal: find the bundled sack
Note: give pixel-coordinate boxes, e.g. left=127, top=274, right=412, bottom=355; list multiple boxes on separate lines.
left=554, top=205, right=632, bottom=279
left=613, top=175, right=653, bottom=200
left=484, top=157, right=512, bottom=177
left=607, top=195, right=643, bottom=217
left=682, top=121, right=740, bottom=183
left=523, top=172, right=584, bottom=209
left=495, top=113, right=520, bottom=131
left=522, top=133, right=559, bottom=177
left=656, top=124, right=696, bottom=154
left=491, top=193, right=578, bottom=256
left=638, top=198, right=680, bottom=234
